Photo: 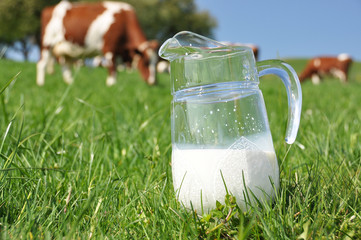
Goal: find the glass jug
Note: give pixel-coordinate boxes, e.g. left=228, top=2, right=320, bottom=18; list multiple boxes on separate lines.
left=159, top=31, right=302, bottom=213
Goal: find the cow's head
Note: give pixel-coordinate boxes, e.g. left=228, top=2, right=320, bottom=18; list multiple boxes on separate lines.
left=135, top=40, right=159, bottom=85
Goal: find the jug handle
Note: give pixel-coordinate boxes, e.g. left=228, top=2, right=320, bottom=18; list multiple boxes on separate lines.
left=256, top=60, right=302, bottom=144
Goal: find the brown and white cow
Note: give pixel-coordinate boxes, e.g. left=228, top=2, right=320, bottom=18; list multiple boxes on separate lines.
left=37, top=1, right=158, bottom=86
left=299, top=54, right=353, bottom=84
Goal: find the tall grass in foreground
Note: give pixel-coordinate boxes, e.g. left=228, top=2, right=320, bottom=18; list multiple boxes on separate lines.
left=0, top=59, right=360, bottom=239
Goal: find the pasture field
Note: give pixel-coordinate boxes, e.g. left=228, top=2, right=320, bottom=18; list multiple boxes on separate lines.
left=0, top=58, right=360, bottom=239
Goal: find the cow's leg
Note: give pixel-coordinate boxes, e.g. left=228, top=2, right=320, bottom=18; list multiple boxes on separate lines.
left=311, top=74, right=320, bottom=84
left=106, top=72, right=117, bottom=86
left=62, top=65, right=74, bottom=84
left=331, top=69, right=347, bottom=83
left=147, top=49, right=157, bottom=85
left=46, top=55, right=56, bottom=74
left=130, top=54, right=140, bottom=72
left=37, top=49, right=51, bottom=86
left=59, top=57, right=74, bottom=84
left=93, top=56, right=103, bottom=67
left=104, top=52, right=117, bottom=86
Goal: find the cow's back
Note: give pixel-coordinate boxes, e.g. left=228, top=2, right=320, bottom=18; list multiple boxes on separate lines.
left=62, top=3, right=107, bottom=46
left=41, top=2, right=135, bottom=49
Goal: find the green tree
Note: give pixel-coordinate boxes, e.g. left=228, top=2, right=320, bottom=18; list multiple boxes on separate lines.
left=0, top=0, right=59, bottom=60
left=123, top=0, right=217, bottom=42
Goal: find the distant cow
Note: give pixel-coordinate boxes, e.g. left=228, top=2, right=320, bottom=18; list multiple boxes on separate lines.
left=37, top=1, right=158, bottom=86
left=221, top=41, right=259, bottom=60
left=299, top=54, right=353, bottom=84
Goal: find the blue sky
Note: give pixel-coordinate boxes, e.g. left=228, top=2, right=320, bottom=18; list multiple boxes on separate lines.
left=195, top=0, right=361, bottom=61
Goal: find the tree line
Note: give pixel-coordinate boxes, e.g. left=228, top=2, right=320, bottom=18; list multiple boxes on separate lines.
left=0, top=0, right=217, bottom=61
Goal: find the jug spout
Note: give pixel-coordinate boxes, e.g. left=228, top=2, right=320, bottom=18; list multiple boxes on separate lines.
left=158, top=37, right=183, bottom=61
left=158, top=31, right=228, bottom=61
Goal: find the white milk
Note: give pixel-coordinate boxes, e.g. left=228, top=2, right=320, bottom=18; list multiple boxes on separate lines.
left=172, top=146, right=279, bottom=213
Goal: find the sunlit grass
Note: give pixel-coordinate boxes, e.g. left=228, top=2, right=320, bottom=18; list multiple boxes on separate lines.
left=0, top=59, right=360, bottom=239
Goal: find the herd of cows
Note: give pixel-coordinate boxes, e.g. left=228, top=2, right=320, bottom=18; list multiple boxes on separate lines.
left=36, top=1, right=354, bottom=86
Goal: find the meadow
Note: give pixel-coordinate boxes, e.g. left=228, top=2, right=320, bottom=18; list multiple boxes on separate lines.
left=0, top=58, right=360, bottom=239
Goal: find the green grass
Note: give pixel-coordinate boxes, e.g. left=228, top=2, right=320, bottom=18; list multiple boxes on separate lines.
left=0, top=58, right=360, bottom=239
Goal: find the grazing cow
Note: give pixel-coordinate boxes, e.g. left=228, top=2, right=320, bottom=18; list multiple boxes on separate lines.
left=221, top=41, right=259, bottom=60
left=299, top=54, right=353, bottom=84
left=37, top=1, right=158, bottom=86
